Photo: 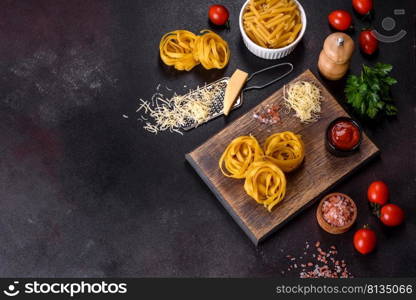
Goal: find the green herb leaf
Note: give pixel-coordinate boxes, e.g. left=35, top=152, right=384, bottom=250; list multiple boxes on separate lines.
left=375, top=63, right=393, bottom=75
left=383, top=76, right=398, bottom=86
left=344, top=63, right=398, bottom=119
left=386, top=104, right=398, bottom=115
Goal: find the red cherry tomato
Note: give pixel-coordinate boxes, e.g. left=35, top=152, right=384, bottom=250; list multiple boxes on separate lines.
left=352, top=0, right=373, bottom=15
left=380, top=204, right=405, bottom=227
left=353, top=227, right=377, bottom=255
left=208, top=5, right=229, bottom=26
left=328, top=10, right=352, bottom=31
left=367, top=181, right=389, bottom=205
left=359, top=30, right=378, bottom=55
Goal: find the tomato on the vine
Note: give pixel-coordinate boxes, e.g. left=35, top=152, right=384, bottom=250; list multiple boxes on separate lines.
left=208, top=5, right=229, bottom=26
left=352, top=0, right=373, bottom=15
left=380, top=204, right=405, bottom=227
left=328, top=10, right=353, bottom=31
left=353, top=227, right=377, bottom=255
left=367, top=181, right=388, bottom=205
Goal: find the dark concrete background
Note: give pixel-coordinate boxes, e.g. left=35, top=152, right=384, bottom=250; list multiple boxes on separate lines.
left=0, top=0, right=415, bottom=277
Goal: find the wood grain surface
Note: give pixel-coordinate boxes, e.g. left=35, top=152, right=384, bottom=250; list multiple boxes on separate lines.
left=186, top=69, right=379, bottom=245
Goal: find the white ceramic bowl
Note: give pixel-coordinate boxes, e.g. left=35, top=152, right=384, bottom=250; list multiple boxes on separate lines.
left=239, top=0, right=307, bottom=59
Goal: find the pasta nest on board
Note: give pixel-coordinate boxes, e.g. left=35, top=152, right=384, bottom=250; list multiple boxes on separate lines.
left=219, top=131, right=305, bottom=212
left=219, top=136, right=264, bottom=179
left=263, top=131, right=305, bottom=172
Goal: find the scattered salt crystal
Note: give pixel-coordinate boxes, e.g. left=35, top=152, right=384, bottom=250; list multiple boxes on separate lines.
left=283, top=241, right=353, bottom=278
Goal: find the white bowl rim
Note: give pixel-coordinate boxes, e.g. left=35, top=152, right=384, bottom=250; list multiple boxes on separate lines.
left=239, top=0, right=307, bottom=53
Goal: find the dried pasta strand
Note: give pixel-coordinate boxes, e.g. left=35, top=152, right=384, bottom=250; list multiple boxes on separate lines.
left=244, top=159, right=287, bottom=212
left=219, top=136, right=264, bottom=179
left=218, top=130, right=307, bottom=212
left=159, top=29, right=230, bottom=71
left=195, top=30, right=230, bottom=70
left=264, top=131, right=305, bottom=172
left=159, top=30, right=198, bottom=71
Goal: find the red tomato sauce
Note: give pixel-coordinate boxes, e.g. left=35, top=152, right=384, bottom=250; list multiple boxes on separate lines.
left=329, top=120, right=360, bottom=150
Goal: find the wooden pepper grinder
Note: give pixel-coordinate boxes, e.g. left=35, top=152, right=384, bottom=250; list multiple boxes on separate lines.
left=318, top=32, right=354, bottom=80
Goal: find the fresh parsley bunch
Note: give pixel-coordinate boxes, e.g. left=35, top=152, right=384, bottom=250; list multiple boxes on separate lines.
left=345, top=63, right=398, bottom=119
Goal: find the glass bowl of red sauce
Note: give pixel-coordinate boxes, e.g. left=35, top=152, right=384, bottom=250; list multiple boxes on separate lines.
left=326, top=117, right=362, bottom=156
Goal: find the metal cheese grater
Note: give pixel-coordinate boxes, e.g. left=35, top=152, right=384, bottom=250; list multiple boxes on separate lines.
left=181, top=78, right=242, bottom=131
left=182, top=62, right=293, bottom=131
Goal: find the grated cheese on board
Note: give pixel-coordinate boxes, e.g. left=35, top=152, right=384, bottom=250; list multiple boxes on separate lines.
left=283, top=81, right=322, bottom=123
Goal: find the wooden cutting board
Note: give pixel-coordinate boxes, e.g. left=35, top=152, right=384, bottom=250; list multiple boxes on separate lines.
left=186, top=69, right=379, bottom=245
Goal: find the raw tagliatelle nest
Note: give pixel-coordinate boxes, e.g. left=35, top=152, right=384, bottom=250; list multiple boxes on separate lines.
left=283, top=81, right=322, bottom=123
left=219, top=133, right=307, bottom=212
left=264, top=131, right=305, bottom=172
left=219, top=136, right=264, bottom=179
left=159, top=30, right=230, bottom=71
left=244, top=159, right=287, bottom=212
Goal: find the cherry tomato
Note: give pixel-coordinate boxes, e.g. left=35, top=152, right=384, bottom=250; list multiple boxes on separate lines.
left=208, top=5, right=229, bottom=26
left=353, top=227, right=377, bottom=255
left=380, top=204, right=405, bottom=227
left=328, top=10, right=352, bottom=31
left=367, top=181, right=389, bottom=205
left=352, top=0, right=373, bottom=15
left=359, top=30, right=378, bottom=55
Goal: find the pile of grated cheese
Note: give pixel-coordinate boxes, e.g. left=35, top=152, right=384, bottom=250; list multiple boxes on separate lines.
left=283, top=81, right=322, bottom=123
left=136, top=82, right=225, bottom=135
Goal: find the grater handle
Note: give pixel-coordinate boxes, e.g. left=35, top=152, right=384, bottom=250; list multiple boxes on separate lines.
left=243, top=62, right=294, bottom=92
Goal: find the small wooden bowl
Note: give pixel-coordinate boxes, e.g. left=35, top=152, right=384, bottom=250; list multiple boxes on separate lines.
left=316, top=193, right=357, bottom=234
